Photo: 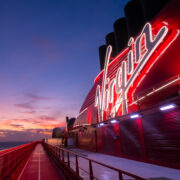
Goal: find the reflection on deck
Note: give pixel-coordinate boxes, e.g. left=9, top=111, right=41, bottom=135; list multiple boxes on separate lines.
left=18, top=144, right=63, bottom=180
left=1, top=141, right=179, bottom=180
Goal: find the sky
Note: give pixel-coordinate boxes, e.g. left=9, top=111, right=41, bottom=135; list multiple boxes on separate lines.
left=0, top=0, right=130, bottom=141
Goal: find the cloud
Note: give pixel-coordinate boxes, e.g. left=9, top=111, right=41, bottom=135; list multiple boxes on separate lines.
left=32, top=36, right=61, bottom=61
left=38, top=115, right=56, bottom=121
left=12, top=118, right=35, bottom=123
left=15, top=92, right=51, bottom=110
left=40, top=131, right=52, bottom=135
left=25, top=93, right=49, bottom=101
left=19, top=110, right=36, bottom=115
left=0, top=132, right=6, bottom=137
left=14, top=102, right=34, bottom=110
left=10, top=117, right=65, bottom=129
left=14, top=92, right=50, bottom=115
left=0, top=129, right=52, bottom=142
left=10, top=124, right=24, bottom=128
left=3, top=120, right=12, bottom=125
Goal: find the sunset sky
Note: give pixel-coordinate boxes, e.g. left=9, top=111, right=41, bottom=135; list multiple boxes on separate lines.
left=0, top=0, right=129, bottom=141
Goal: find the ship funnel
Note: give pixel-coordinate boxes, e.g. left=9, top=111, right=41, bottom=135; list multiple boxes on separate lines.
left=140, top=0, right=170, bottom=21
left=99, top=45, right=107, bottom=70
left=105, top=32, right=117, bottom=57
left=113, top=18, right=128, bottom=53
left=124, top=0, right=145, bottom=37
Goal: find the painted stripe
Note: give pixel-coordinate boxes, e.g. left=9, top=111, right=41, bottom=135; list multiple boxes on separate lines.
left=39, top=146, right=41, bottom=180
left=18, top=150, right=33, bottom=180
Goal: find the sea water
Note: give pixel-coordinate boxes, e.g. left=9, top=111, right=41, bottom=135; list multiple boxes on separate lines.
left=0, top=141, right=30, bottom=150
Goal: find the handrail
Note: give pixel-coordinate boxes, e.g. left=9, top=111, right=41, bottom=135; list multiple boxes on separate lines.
left=43, top=142, right=148, bottom=180
left=0, top=142, right=35, bottom=156
left=0, top=141, right=38, bottom=179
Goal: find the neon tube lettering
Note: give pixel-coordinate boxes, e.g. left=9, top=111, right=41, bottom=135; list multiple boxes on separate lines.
left=95, top=23, right=169, bottom=122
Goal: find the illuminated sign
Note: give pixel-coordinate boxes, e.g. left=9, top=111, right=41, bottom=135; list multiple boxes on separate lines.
left=95, top=23, right=169, bottom=122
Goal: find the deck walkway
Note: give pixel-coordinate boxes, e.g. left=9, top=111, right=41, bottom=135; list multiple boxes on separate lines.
left=69, top=148, right=180, bottom=180
left=18, top=144, right=64, bottom=180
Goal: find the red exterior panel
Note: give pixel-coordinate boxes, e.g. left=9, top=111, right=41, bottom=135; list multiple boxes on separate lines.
left=73, top=0, right=180, bottom=170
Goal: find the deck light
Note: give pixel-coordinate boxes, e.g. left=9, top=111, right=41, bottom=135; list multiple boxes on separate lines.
left=99, top=123, right=104, bottom=126
left=111, top=120, right=117, bottom=124
left=130, top=114, right=140, bottom=119
left=160, top=104, right=175, bottom=111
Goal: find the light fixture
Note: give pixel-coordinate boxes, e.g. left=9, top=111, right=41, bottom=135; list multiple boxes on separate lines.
left=99, top=123, right=104, bottom=126
left=111, top=120, right=117, bottom=124
left=160, top=104, right=176, bottom=111
left=130, top=114, right=140, bottom=119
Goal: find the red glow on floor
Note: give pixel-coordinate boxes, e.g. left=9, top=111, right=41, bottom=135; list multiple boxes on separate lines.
left=19, top=144, right=63, bottom=180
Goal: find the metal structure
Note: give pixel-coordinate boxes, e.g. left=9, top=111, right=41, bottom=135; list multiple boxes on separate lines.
left=0, top=142, right=37, bottom=179
left=72, top=0, right=180, bottom=169
left=43, top=142, right=148, bottom=180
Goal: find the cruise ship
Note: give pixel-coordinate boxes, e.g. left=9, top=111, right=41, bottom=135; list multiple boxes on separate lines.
left=1, top=0, right=180, bottom=179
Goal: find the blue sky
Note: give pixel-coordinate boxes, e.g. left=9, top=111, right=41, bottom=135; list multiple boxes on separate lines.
left=0, top=0, right=130, bottom=141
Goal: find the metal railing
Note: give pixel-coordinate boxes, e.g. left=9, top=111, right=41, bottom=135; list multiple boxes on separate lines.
left=43, top=142, right=148, bottom=180
left=0, top=141, right=38, bottom=179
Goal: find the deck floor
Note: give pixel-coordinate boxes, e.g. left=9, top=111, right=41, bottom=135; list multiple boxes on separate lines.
left=18, top=144, right=64, bottom=180
left=68, top=148, right=180, bottom=180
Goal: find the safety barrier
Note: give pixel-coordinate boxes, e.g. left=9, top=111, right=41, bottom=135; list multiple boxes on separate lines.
left=43, top=142, right=148, bottom=180
left=0, top=141, right=38, bottom=179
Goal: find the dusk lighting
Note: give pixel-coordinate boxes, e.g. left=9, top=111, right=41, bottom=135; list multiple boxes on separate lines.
left=160, top=104, right=176, bottom=111
left=130, top=114, right=140, bottom=119
left=111, top=120, right=117, bottom=124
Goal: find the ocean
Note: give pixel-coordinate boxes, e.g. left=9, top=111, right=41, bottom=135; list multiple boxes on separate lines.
left=0, top=141, right=30, bottom=151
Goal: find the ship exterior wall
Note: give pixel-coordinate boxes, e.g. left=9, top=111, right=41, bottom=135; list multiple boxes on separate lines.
left=74, top=0, right=180, bottom=170
left=77, top=97, right=180, bottom=169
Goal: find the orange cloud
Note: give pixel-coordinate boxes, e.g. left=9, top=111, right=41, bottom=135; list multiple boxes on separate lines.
left=40, top=131, right=52, bottom=135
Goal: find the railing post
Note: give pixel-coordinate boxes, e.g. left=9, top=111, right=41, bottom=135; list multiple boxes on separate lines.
left=67, top=152, right=70, bottom=167
left=56, top=146, right=58, bottom=163
left=56, top=146, right=57, bottom=157
left=62, top=150, right=64, bottom=162
left=56, top=147, right=58, bottom=158
left=52, top=145, right=55, bottom=155
left=75, top=155, right=79, bottom=176
left=89, top=160, right=94, bottom=180
left=119, top=171, right=123, bottom=180
left=43, top=142, right=147, bottom=180
left=59, top=148, right=61, bottom=161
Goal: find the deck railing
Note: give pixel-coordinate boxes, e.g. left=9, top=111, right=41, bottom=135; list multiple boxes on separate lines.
left=0, top=141, right=38, bottom=179
left=43, top=142, right=148, bottom=180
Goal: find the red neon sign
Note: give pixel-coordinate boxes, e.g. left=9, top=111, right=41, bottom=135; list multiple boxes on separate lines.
left=95, top=22, right=179, bottom=122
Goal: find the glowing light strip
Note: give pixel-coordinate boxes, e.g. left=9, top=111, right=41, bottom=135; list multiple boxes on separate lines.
left=99, top=123, right=104, bottom=126
left=111, top=119, right=117, bottom=124
left=82, top=123, right=91, bottom=126
left=130, top=77, right=179, bottom=105
left=154, top=78, right=179, bottom=92
left=130, top=114, right=140, bottom=119
left=78, top=108, right=88, bottom=116
left=73, top=123, right=90, bottom=128
left=160, top=104, right=175, bottom=111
